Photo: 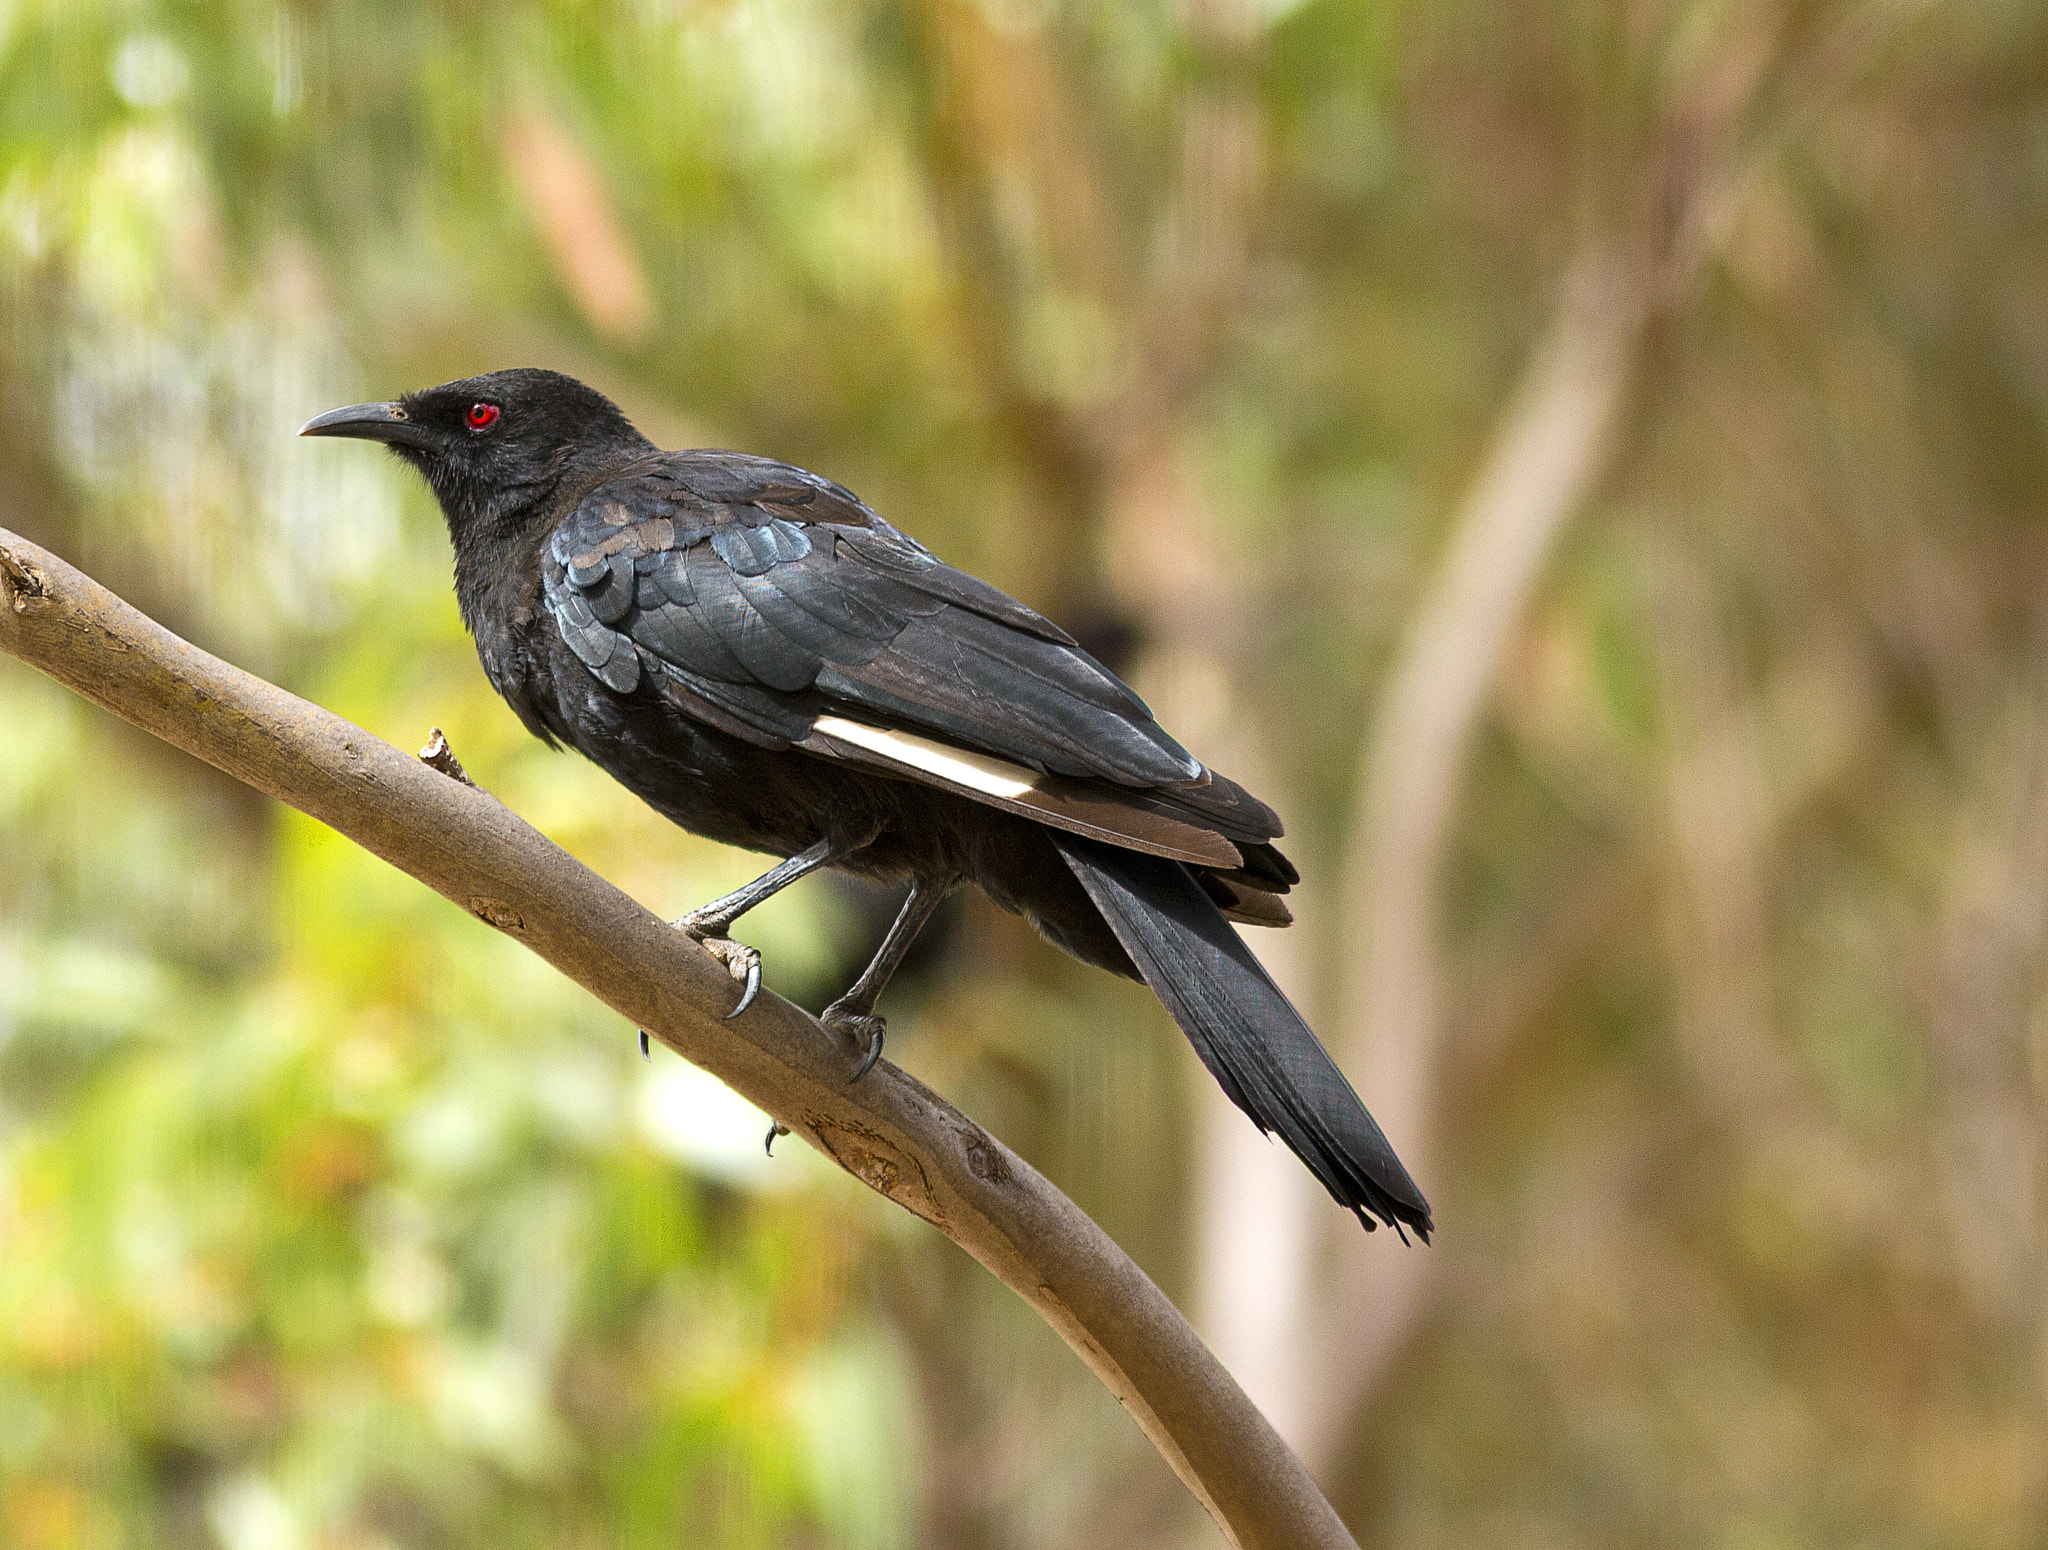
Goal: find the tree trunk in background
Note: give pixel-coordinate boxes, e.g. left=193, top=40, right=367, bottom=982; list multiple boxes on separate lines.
left=1304, top=254, right=1648, bottom=1467
left=1284, top=0, right=1902, bottom=1451
left=1106, top=247, right=1650, bottom=1482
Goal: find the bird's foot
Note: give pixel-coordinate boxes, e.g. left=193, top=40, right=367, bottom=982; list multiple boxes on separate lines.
left=672, top=916, right=762, bottom=1019
left=822, top=1000, right=886, bottom=1082
left=764, top=1121, right=790, bottom=1155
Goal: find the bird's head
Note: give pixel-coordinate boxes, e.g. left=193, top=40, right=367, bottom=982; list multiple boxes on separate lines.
left=300, top=368, right=653, bottom=538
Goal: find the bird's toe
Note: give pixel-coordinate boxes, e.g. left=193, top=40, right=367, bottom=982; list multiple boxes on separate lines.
left=684, top=931, right=763, bottom=1018
left=821, top=1001, right=887, bottom=1081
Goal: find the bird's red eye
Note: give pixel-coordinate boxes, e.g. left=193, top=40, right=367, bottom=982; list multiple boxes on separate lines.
left=467, top=402, right=500, bottom=430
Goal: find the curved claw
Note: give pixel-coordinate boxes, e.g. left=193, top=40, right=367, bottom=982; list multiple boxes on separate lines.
left=679, top=926, right=762, bottom=1021
left=850, top=1026, right=885, bottom=1083
left=764, top=1121, right=790, bottom=1156
left=726, top=954, right=762, bottom=1020
left=821, top=1002, right=888, bottom=1082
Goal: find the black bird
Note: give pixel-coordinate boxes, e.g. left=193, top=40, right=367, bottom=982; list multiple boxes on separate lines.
left=302, top=369, right=1431, bottom=1239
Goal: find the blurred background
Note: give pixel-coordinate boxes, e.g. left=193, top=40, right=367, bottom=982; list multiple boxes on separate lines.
left=0, top=0, right=2044, bottom=1546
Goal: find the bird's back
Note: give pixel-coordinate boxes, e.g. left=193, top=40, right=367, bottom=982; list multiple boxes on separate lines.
left=524, top=449, right=1301, bottom=925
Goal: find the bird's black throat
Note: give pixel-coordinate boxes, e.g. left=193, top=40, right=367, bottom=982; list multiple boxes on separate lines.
left=403, top=437, right=650, bottom=640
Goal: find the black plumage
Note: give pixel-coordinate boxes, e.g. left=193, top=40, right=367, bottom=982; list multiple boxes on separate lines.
left=300, top=368, right=1431, bottom=1239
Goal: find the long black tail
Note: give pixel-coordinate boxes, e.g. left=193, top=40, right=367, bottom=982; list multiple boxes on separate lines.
left=1054, top=833, right=1432, bottom=1240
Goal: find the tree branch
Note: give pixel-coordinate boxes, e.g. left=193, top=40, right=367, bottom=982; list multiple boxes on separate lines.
left=0, top=528, right=1356, bottom=1550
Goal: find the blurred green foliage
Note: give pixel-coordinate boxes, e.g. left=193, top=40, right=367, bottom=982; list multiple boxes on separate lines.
left=3, top=1, right=2048, bottom=1548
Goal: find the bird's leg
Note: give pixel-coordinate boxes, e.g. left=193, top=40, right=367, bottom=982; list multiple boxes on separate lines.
left=679, top=836, right=844, bottom=935
left=822, top=875, right=954, bottom=1081
left=655, top=837, right=845, bottom=1032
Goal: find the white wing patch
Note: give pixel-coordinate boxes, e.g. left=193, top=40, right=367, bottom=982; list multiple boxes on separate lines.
left=802, top=714, right=1248, bottom=870
left=811, top=716, right=1038, bottom=800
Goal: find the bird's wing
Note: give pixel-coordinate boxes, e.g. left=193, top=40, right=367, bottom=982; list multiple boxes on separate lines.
left=540, top=453, right=1284, bottom=873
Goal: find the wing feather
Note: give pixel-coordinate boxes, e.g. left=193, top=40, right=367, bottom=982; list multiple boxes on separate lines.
left=800, top=719, right=1242, bottom=868
left=540, top=454, right=1281, bottom=874
left=832, top=527, right=1079, bottom=645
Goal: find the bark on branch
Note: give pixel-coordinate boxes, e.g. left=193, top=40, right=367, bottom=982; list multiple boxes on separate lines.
left=0, top=528, right=1355, bottom=1550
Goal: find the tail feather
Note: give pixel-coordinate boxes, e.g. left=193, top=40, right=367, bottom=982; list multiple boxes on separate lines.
left=1054, top=834, right=1432, bottom=1240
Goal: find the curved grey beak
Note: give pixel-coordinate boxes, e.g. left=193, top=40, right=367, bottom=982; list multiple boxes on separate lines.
left=298, top=401, right=438, bottom=450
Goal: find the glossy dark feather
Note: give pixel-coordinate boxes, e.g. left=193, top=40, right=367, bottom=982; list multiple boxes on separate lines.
left=539, top=462, right=1208, bottom=789
left=1055, top=834, right=1429, bottom=1237
left=300, top=367, right=1430, bottom=1238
